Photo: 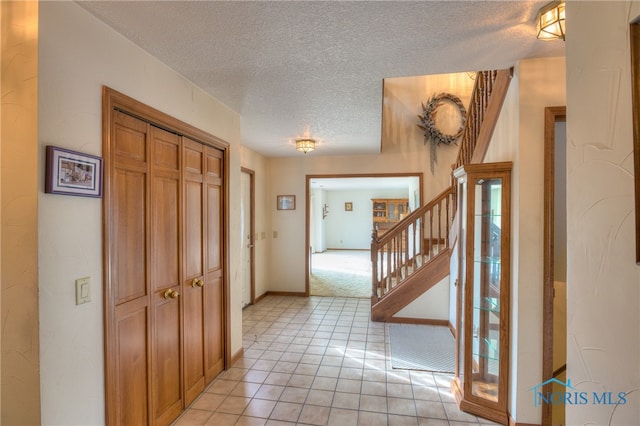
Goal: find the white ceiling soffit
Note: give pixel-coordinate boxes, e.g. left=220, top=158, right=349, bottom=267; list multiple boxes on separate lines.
left=309, top=177, right=417, bottom=191
left=77, top=1, right=564, bottom=158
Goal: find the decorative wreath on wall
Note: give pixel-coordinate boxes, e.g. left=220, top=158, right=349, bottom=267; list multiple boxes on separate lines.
left=417, top=92, right=467, bottom=173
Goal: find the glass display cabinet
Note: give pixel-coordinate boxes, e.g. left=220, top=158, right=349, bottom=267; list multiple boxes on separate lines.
left=451, top=162, right=511, bottom=425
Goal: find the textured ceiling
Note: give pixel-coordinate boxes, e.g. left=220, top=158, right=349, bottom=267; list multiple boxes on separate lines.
left=78, top=1, right=564, bottom=157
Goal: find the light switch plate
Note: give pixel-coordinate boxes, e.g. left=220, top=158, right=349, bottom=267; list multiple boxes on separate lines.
left=76, top=277, right=91, bottom=305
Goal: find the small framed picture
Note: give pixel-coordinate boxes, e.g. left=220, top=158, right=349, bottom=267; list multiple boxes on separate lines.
left=277, top=195, right=296, bottom=210
left=345, top=202, right=353, bottom=211
left=45, top=146, right=103, bottom=198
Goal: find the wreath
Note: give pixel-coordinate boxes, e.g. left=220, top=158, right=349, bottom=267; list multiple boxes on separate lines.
left=417, top=92, right=467, bottom=173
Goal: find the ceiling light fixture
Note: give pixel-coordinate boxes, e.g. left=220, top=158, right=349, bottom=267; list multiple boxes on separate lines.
left=296, top=138, right=316, bottom=154
left=536, top=1, right=566, bottom=41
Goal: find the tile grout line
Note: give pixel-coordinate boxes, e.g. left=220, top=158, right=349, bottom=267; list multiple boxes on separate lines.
left=175, top=295, right=490, bottom=425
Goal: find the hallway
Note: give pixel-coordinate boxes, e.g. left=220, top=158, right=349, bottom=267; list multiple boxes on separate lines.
left=174, top=296, right=496, bottom=425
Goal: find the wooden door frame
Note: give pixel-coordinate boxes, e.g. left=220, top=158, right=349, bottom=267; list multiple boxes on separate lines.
left=304, top=172, right=423, bottom=297
left=102, top=87, right=231, bottom=423
left=542, top=106, right=566, bottom=426
left=241, top=167, right=256, bottom=306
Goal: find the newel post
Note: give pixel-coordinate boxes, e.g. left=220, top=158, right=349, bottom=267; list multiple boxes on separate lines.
left=370, top=226, right=379, bottom=303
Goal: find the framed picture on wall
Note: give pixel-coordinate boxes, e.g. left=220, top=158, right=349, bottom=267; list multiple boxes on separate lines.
left=345, top=202, right=353, bottom=211
left=45, top=146, right=103, bottom=198
left=277, top=195, right=296, bottom=210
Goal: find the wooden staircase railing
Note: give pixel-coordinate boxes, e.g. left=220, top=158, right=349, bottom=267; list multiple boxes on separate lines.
left=370, top=68, right=513, bottom=319
left=455, top=68, right=513, bottom=169
left=371, top=186, right=454, bottom=304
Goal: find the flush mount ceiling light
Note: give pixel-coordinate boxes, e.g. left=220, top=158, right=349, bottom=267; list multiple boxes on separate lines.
left=536, top=1, right=566, bottom=41
left=296, top=138, right=316, bottom=154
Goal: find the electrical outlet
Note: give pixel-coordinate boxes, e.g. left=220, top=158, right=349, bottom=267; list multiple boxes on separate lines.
left=76, top=277, right=91, bottom=305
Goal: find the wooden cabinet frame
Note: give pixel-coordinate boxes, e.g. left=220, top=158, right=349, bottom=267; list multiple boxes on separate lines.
left=452, top=162, right=511, bottom=425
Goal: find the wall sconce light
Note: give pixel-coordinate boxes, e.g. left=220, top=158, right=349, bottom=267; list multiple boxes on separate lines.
left=536, top=1, right=565, bottom=41
left=322, top=204, right=329, bottom=219
left=296, top=138, right=316, bottom=154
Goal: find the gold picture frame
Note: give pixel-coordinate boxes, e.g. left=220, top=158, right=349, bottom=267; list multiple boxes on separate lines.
left=277, top=195, right=296, bottom=210
left=345, top=202, right=353, bottom=211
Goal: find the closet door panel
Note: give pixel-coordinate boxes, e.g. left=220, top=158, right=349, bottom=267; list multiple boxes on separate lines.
left=114, top=301, right=149, bottom=426
left=149, top=126, right=183, bottom=425
left=151, top=177, right=180, bottom=290
left=183, top=138, right=206, bottom=406
left=184, top=181, right=204, bottom=278
left=204, top=147, right=225, bottom=382
left=152, top=297, right=182, bottom=425
left=108, top=111, right=151, bottom=425
left=113, top=169, right=147, bottom=303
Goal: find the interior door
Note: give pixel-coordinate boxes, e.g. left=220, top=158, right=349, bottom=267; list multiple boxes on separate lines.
left=182, top=137, right=206, bottom=406
left=109, top=110, right=151, bottom=426
left=204, top=146, right=225, bottom=383
left=150, top=125, right=183, bottom=425
left=240, top=169, right=254, bottom=308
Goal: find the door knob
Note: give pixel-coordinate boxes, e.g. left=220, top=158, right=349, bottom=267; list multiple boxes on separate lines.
left=163, top=288, right=179, bottom=299
left=191, top=278, right=204, bottom=288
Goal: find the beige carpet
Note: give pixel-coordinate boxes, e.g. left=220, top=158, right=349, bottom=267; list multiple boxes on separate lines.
left=310, top=250, right=371, bottom=298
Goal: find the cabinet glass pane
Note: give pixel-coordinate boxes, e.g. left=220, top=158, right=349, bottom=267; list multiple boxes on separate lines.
left=388, top=203, right=395, bottom=220
left=470, top=177, right=502, bottom=402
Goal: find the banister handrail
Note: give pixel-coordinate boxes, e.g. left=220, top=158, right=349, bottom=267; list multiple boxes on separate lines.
left=454, top=68, right=513, bottom=169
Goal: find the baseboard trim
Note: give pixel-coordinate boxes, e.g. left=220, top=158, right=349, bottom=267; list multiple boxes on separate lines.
left=229, top=347, right=244, bottom=367
left=448, top=321, right=456, bottom=339
left=254, top=292, right=268, bottom=305
left=264, top=291, right=307, bottom=297
left=324, top=248, right=370, bottom=252
left=509, top=413, right=540, bottom=426
left=387, top=317, right=449, bottom=326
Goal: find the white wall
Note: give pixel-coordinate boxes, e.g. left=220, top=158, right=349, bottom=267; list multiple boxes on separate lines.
left=566, top=2, right=640, bottom=425
left=394, top=276, right=450, bottom=321
left=483, top=56, right=566, bottom=423
left=38, top=3, right=242, bottom=424
left=310, top=188, right=327, bottom=253
left=325, top=189, right=409, bottom=249
left=383, top=73, right=476, bottom=196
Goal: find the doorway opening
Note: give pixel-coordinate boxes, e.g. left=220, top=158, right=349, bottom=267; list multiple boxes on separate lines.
left=241, top=168, right=255, bottom=308
left=542, top=106, right=567, bottom=426
left=306, top=174, right=422, bottom=298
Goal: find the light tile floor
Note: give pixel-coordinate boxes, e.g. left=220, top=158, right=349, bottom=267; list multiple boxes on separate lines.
left=174, top=296, right=499, bottom=426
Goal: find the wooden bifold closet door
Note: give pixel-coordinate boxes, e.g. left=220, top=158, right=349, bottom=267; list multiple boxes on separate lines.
left=104, top=93, right=225, bottom=426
